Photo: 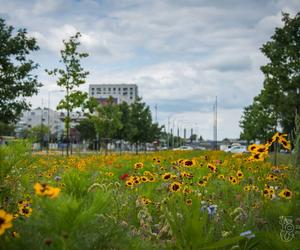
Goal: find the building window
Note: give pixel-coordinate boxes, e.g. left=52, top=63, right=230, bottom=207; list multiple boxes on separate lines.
left=31, top=112, right=35, bottom=115
left=113, top=88, right=116, bottom=91
left=92, top=88, right=94, bottom=90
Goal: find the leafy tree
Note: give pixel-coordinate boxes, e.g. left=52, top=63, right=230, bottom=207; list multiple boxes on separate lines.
left=240, top=99, right=277, bottom=143
left=0, top=18, right=41, bottom=124
left=0, top=121, right=15, bottom=136
left=76, top=118, right=96, bottom=142
left=46, top=32, right=89, bottom=156
left=128, top=97, right=153, bottom=153
left=26, top=124, right=50, bottom=143
left=190, top=134, right=197, bottom=142
left=240, top=12, right=300, bottom=146
left=259, top=12, right=300, bottom=133
left=116, top=102, right=132, bottom=141
left=90, top=97, right=122, bottom=153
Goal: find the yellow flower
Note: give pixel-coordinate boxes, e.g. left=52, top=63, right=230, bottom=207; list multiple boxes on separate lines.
left=207, top=163, right=217, bottom=172
left=229, top=176, right=238, bottom=185
left=125, top=180, right=133, bottom=187
left=197, top=180, right=207, bottom=187
left=243, top=185, right=251, bottom=192
left=169, top=182, right=182, bottom=192
left=140, top=176, right=149, bottom=182
left=134, top=162, right=144, bottom=169
left=11, top=231, right=20, bottom=238
left=278, top=137, right=291, bottom=151
left=217, top=174, right=225, bottom=180
left=34, top=183, right=60, bottom=198
left=185, top=199, right=193, bottom=206
left=236, top=170, right=244, bottom=179
left=162, top=173, right=172, bottom=181
left=106, top=172, right=114, bottom=177
left=279, top=188, right=292, bottom=199
left=141, top=197, right=151, bottom=205
left=18, top=205, right=32, bottom=218
left=183, top=159, right=196, bottom=167
left=0, top=209, right=13, bottom=236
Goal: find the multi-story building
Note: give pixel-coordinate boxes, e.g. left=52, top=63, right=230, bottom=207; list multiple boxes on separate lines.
left=16, top=108, right=84, bottom=139
left=89, top=84, right=138, bottom=105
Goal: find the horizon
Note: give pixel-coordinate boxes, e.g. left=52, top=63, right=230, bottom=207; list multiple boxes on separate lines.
left=1, top=0, right=300, bottom=139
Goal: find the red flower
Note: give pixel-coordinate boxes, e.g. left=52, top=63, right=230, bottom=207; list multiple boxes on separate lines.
left=120, top=173, right=129, bottom=181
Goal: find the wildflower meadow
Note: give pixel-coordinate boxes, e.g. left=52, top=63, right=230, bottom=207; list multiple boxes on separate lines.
left=0, top=133, right=299, bottom=249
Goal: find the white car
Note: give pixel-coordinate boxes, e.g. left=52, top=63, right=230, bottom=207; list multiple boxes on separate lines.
left=225, top=146, right=248, bottom=154
left=173, top=145, right=193, bottom=151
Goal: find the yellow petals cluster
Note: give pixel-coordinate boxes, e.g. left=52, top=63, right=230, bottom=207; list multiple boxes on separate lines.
left=34, top=183, right=60, bottom=198
left=0, top=210, right=13, bottom=236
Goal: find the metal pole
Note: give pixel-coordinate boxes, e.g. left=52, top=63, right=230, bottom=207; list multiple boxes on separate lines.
left=40, top=99, right=44, bottom=151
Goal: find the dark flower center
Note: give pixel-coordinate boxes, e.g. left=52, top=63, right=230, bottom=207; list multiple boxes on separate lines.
left=0, top=217, right=5, bottom=226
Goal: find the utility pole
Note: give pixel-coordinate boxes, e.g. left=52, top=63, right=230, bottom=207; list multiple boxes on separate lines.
left=167, top=116, right=170, bottom=149
left=40, top=99, right=44, bottom=151
left=155, top=104, right=158, bottom=123
left=213, top=96, right=218, bottom=150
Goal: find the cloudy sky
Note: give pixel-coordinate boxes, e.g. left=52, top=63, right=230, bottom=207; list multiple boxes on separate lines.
left=1, top=0, right=299, bottom=140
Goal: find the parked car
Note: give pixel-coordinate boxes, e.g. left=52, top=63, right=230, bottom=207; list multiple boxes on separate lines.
left=173, top=145, right=193, bottom=151
left=225, top=146, right=248, bottom=154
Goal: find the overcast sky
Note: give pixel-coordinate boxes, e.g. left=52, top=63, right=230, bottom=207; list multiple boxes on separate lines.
left=1, top=0, right=299, bottom=139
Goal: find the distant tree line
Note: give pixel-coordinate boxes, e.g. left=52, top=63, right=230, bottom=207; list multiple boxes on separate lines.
left=77, top=96, right=163, bottom=153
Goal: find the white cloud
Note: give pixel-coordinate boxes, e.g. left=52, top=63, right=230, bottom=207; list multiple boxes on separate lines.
left=1, top=0, right=300, bottom=139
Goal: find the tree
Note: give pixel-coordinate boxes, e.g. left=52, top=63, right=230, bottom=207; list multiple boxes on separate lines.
left=0, top=18, right=41, bottom=124
left=76, top=118, right=96, bottom=142
left=260, top=12, right=300, bottom=133
left=190, top=134, right=197, bottom=142
left=90, top=97, right=122, bottom=153
left=240, top=12, right=300, bottom=147
left=116, top=102, right=132, bottom=141
left=26, top=125, right=50, bottom=144
left=0, top=122, right=15, bottom=136
left=128, top=97, right=153, bottom=153
left=240, top=99, right=277, bottom=143
left=46, top=32, right=89, bottom=156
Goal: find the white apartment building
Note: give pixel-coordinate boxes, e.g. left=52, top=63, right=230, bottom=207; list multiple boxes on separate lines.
left=89, top=84, right=138, bottom=105
left=16, top=108, right=84, bottom=138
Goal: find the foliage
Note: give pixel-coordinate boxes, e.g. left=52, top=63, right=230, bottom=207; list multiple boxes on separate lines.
left=0, top=133, right=299, bottom=249
left=0, top=140, right=32, bottom=206
left=240, top=12, right=300, bottom=142
left=75, top=118, right=96, bottom=142
left=91, top=97, right=123, bottom=143
left=0, top=121, right=15, bottom=136
left=0, top=18, right=41, bottom=124
left=25, top=125, right=50, bottom=143
left=128, top=97, right=163, bottom=152
left=240, top=99, right=277, bottom=143
left=46, top=32, right=89, bottom=156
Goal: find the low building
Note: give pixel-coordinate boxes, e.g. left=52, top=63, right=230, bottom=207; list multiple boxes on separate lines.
left=89, top=84, right=138, bottom=105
